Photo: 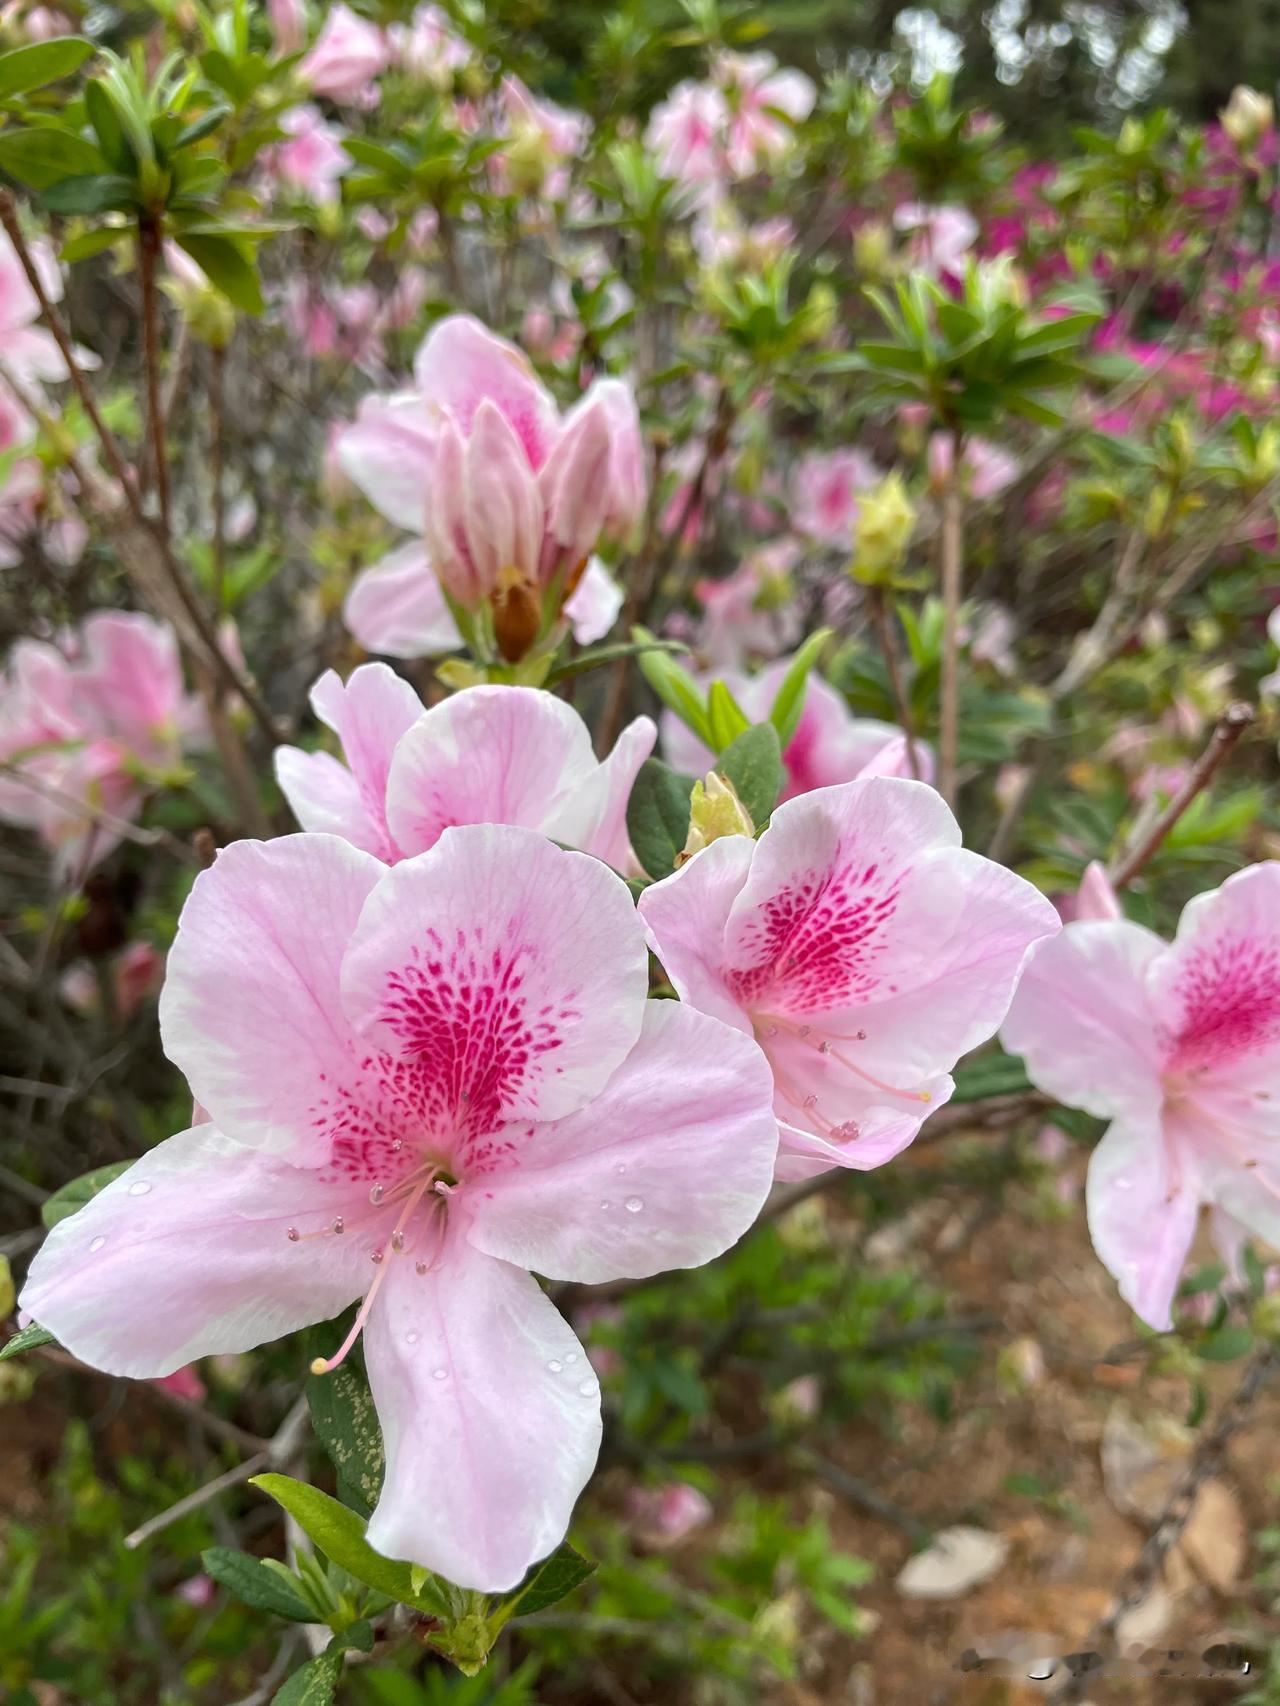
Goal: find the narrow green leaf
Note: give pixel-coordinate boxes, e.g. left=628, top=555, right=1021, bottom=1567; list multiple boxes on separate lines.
left=0, top=37, right=94, bottom=101
left=497, top=1542, right=595, bottom=1626
left=83, top=77, right=132, bottom=172
left=250, top=1473, right=442, bottom=1611
left=951, top=1050, right=1032, bottom=1103
left=176, top=233, right=263, bottom=314
left=705, top=680, right=751, bottom=752
left=624, top=758, right=695, bottom=881
left=201, top=1547, right=315, bottom=1623
left=766, top=627, right=831, bottom=749
left=42, top=1161, right=133, bottom=1228
left=174, top=105, right=230, bottom=150
left=0, top=1322, right=54, bottom=1362
left=715, top=723, right=783, bottom=827
left=633, top=627, right=709, bottom=743
left=272, top=1647, right=344, bottom=1706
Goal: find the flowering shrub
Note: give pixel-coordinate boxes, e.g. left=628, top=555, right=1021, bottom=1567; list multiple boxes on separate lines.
left=2, top=2, right=1280, bottom=1699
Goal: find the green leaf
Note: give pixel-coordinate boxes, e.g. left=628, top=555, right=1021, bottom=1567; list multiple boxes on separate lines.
left=250, top=1473, right=444, bottom=1612
left=42, top=1161, right=133, bottom=1228
left=0, top=1322, right=54, bottom=1362
left=951, top=1050, right=1032, bottom=1103
left=175, top=233, right=263, bottom=314
left=633, top=626, right=709, bottom=742
left=545, top=637, right=688, bottom=686
left=0, top=127, right=107, bottom=190
left=40, top=173, right=137, bottom=215
left=625, top=757, right=695, bottom=881
left=715, top=723, right=783, bottom=827
left=766, top=627, right=831, bottom=749
left=174, top=105, right=230, bottom=150
left=273, top=1647, right=344, bottom=1706
left=496, top=1542, right=595, bottom=1626
left=705, top=680, right=750, bottom=752
left=60, top=227, right=121, bottom=263
left=201, top=1547, right=315, bottom=1623
left=307, top=1356, right=385, bottom=1519
left=1198, top=1325, right=1254, bottom=1363
left=0, top=37, right=94, bottom=101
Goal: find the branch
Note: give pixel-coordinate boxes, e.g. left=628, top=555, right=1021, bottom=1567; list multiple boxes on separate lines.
left=938, top=428, right=965, bottom=808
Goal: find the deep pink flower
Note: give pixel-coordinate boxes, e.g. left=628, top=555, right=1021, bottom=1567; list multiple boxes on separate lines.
left=298, top=2, right=388, bottom=102
left=22, top=828, right=778, bottom=1589
left=640, top=778, right=1059, bottom=1179
left=275, top=670, right=655, bottom=874
left=791, top=447, right=879, bottom=546
left=1001, top=862, right=1280, bottom=1330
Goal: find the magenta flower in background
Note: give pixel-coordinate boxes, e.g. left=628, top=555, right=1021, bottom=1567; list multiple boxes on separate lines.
left=640, top=778, right=1059, bottom=1179
left=21, top=827, right=779, bottom=1589
left=276, top=670, right=655, bottom=873
left=660, top=655, right=933, bottom=799
left=297, top=2, right=388, bottom=102
left=791, top=447, right=879, bottom=547
left=1002, top=862, right=1280, bottom=1331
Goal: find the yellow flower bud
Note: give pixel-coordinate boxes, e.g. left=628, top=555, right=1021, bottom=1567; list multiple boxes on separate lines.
left=1221, top=86, right=1274, bottom=150
left=852, top=473, right=917, bottom=583
left=677, top=771, right=754, bottom=866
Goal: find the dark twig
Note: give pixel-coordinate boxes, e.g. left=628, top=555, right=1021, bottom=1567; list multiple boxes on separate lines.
left=794, top=1448, right=931, bottom=1542
left=938, top=427, right=965, bottom=808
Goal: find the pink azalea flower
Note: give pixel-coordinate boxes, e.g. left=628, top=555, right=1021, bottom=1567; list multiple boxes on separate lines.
left=389, top=3, right=470, bottom=86
left=1001, top=862, right=1280, bottom=1331
left=627, top=1480, right=713, bottom=1544
left=893, top=202, right=978, bottom=277
left=297, top=2, right=388, bottom=102
left=660, top=657, right=933, bottom=801
left=693, top=540, right=804, bottom=670
left=639, top=778, right=1059, bottom=1180
left=927, top=434, right=1018, bottom=500
left=644, top=80, right=729, bottom=203
left=60, top=940, right=166, bottom=1020
left=264, top=105, right=350, bottom=205
left=337, top=315, right=644, bottom=650
left=154, top=1362, right=207, bottom=1402
left=711, top=51, right=815, bottom=179
left=0, top=224, right=92, bottom=389
left=267, top=0, right=306, bottom=55
left=275, top=669, right=655, bottom=874
left=791, top=447, right=880, bottom=546
left=21, top=827, right=779, bottom=1589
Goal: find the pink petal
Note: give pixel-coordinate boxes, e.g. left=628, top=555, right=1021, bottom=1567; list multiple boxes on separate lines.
left=384, top=685, right=599, bottom=854
left=546, top=714, right=656, bottom=871
left=423, top=413, right=482, bottom=605
left=1001, top=919, right=1168, bottom=1119
left=274, top=745, right=381, bottom=854
left=363, top=1240, right=599, bottom=1591
left=344, top=540, right=462, bottom=658
left=19, top=1124, right=367, bottom=1376
left=159, top=835, right=385, bottom=1157
left=308, top=663, right=425, bottom=861
left=773, top=1101, right=942, bottom=1180
left=538, top=396, right=611, bottom=569
left=1085, top=1114, right=1200, bottom=1331
left=412, top=315, right=559, bottom=469
left=467, top=1001, right=777, bottom=1282
left=340, top=825, right=648, bottom=1126
left=463, top=399, right=544, bottom=586
left=338, top=393, right=436, bottom=533
left=1076, top=859, right=1122, bottom=921
left=73, top=611, right=186, bottom=756
left=564, top=557, right=623, bottom=646
left=638, top=835, right=758, bottom=1035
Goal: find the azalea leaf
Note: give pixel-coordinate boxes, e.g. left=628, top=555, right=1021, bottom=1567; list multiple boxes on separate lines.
left=767, top=628, right=832, bottom=750
left=175, top=233, right=263, bottom=315
left=306, top=1353, right=385, bottom=1518
left=715, top=723, right=783, bottom=828
left=250, top=1473, right=447, bottom=1614
left=951, top=1050, right=1031, bottom=1103
left=705, top=680, right=751, bottom=751
left=0, top=37, right=94, bottom=100
left=272, top=1646, right=344, bottom=1705
left=633, top=627, right=709, bottom=742
left=201, top=1547, right=315, bottom=1623
left=625, top=758, right=695, bottom=881
left=0, top=126, right=107, bottom=190
left=498, top=1542, right=595, bottom=1624
left=42, top=1161, right=133, bottom=1228
left=0, top=1322, right=54, bottom=1362
left=545, top=636, right=689, bottom=686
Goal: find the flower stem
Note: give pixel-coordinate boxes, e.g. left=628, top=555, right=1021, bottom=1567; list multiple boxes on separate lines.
left=938, top=426, right=964, bottom=809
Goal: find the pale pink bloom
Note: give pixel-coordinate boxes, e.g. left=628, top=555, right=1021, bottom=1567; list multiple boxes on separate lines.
left=297, top=2, right=388, bottom=101
left=267, top=0, right=306, bottom=55
left=563, top=557, right=623, bottom=645
left=691, top=198, right=795, bottom=270
left=777, top=1374, right=821, bottom=1419
left=628, top=1481, right=713, bottom=1544
left=176, top=1573, right=217, bottom=1608
left=927, top=434, right=1018, bottom=500
left=640, top=778, right=1059, bottom=1179
left=337, top=314, right=645, bottom=612
left=0, top=225, right=92, bottom=388
left=275, top=670, right=654, bottom=874
left=264, top=105, right=349, bottom=205
left=711, top=51, right=815, bottom=179
left=694, top=541, right=804, bottom=670
left=390, top=3, right=470, bottom=85
left=967, top=602, right=1017, bottom=675
left=490, top=77, right=589, bottom=201
left=791, top=447, right=880, bottom=546
left=661, top=656, right=933, bottom=801
left=893, top=202, right=978, bottom=276
left=0, top=2, right=73, bottom=40
left=644, top=80, right=729, bottom=202
left=154, top=1362, right=207, bottom=1401
left=60, top=941, right=166, bottom=1020
left=71, top=610, right=205, bottom=766
left=1001, top=862, right=1280, bottom=1330
left=1076, top=861, right=1122, bottom=923
left=22, top=827, right=778, bottom=1589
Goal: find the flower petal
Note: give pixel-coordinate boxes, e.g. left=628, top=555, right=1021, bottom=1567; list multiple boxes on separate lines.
left=19, top=1125, right=367, bottom=1377
left=638, top=835, right=757, bottom=1035
left=341, top=824, right=648, bottom=1127
left=274, top=745, right=382, bottom=855
left=467, top=1001, right=777, bottom=1282
left=1086, top=1113, right=1200, bottom=1331
left=462, top=399, right=544, bottom=586
left=546, top=713, right=656, bottom=871
left=343, top=540, right=461, bottom=659
left=338, top=393, right=436, bottom=533
left=363, top=1242, right=599, bottom=1591
left=308, top=664, right=424, bottom=861
left=564, top=557, right=623, bottom=646
left=413, top=315, right=559, bottom=469
left=1001, top=919, right=1167, bottom=1120
left=159, top=835, right=384, bottom=1155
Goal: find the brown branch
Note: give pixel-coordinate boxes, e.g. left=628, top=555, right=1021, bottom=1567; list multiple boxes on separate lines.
left=137, top=214, right=171, bottom=535
left=210, top=343, right=227, bottom=606
left=1108, top=701, right=1254, bottom=890
left=938, top=427, right=964, bottom=809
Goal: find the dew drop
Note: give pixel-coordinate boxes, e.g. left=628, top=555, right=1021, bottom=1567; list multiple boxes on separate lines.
left=547, top=1359, right=563, bottom=1374
left=390, top=1230, right=405, bottom=1253
left=404, top=1330, right=418, bottom=1345
left=369, top=1183, right=385, bottom=1204
left=127, top=1181, right=151, bottom=1197
left=331, top=1216, right=344, bottom=1235
left=286, top=1226, right=300, bottom=1242
left=391, top=1137, right=403, bottom=1151
left=564, top=1351, right=578, bottom=1365
left=432, top=1367, right=448, bottom=1381
left=89, top=1235, right=106, bottom=1253
left=371, top=1248, right=384, bottom=1265
left=614, top=1162, right=627, bottom=1175
left=577, top=1379, right=596, bottom=1396
left=599, top=1199, right=611, bottom=1210
left=1115, top=1177, right=1132, bottom=1192
left=624, top=1196, right=644, bottom=1214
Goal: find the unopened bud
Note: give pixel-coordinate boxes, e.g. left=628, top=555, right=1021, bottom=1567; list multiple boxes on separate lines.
left=1222, top=86, right=1274, bottom=150
left=852, top=472, right=916, bottom=583
left=677, top=771, right=754, bottom=866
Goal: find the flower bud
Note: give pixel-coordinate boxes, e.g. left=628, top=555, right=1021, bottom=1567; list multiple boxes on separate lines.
left=1221, top=86, right=1274, bottom=150
left=677, top=771, right=754, bottom=866
left=851, top=472, right=916, bottom=584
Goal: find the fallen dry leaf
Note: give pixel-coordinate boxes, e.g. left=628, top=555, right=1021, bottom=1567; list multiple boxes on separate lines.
left=897, top=1526, right=1009, bottom=1599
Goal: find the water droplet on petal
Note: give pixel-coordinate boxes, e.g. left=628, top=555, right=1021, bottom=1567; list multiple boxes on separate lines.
left=600, top=1199, right=611, bottom=1210
left=405, top=1331, right=418, bottom=1345
left=286, top=1227, right=300, bottom=1242
left=369, top=1183, right=384, bottom=1204
left=89, top=1235, right=106, bottom=1253
left=624, top=1196, right=644, bottom=1214
left=564, top=1351, right=578, bottom=1365
left=371, top=1248, right=384, bottom=1265
left=547, top=1359, right=563, bottom=1374
left=332, top=1216, right=344, bottom=1235
left=1115, top=1177, right=1132, bottom=1191
left=128, top=1181, right=151, bottom=1197
left=577, top=1379, right=596, bottom=1396
left=614, top=1163, right=627, bottom=1175
left=432, top=1367, right=448, bottom=1381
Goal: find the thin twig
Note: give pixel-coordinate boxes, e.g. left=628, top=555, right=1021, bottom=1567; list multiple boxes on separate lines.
left=138, top=214, right=171, bottom=535
left=938, top=427, right=965, bottom=808
left=0, top=759, right=202, bottom=865
left=1108, top=701, right=1254, bottom=889
left=794, top=1448, right=931, bottom=1541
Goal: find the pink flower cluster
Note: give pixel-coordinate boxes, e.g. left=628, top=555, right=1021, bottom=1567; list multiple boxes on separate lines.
left=645, top=51, right=815, bottom=203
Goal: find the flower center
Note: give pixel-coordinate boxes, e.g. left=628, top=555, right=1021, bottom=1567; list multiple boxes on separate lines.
left=752, top=1012, right=931, bottom=1142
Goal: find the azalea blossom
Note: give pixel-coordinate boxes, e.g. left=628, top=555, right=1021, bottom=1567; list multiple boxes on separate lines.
left=0, top=223, right=94, bottom=390
left=660, top=656, right=933, bottom=800
left=711, top=51, right=815, bottom=179
left=390, top=3, right=471, bottom=86
left=639, top=777, right=1059, bottom=1179
left=692, top=541, right=804, bottom=670
left=893, top=202, right=978, bottom=277
left=1001, top=861, right=1280, bottom=1331
left=791, top=447, right=880, bottom=546
left=21, top=826, right=779, bottom=1589
left=263, top=105, right=350, bottom=206
left=275, top=670, right=654, bottom=874
left=297, top=2, right=388, bottom=102
left=644, top=80, right=729, bottom=203
left=337, top=314, right=644, bottom=659
left=927, top=433, right=1018, bottom=500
